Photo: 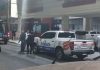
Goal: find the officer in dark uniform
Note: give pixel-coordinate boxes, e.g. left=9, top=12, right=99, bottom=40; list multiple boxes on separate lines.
left=26, top=32, right=34, bottom=54
left=18, top=31, right=26, bottom=54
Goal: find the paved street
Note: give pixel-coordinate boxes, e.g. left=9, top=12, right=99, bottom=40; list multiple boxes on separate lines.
left=1, top=42, right=100, bottom=70
left=0, top=43, right=53, bottom=70
left=0, top=51, right=37, bottom=70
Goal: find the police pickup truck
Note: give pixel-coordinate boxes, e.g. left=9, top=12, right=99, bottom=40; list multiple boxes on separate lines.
left=34, top=31, right=95, bottom=59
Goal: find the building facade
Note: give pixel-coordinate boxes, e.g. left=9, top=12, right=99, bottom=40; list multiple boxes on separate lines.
left=17, top=0, right=100, bottom=36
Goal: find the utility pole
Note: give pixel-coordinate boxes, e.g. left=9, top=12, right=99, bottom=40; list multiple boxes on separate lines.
left=7, top=0, right=11, bottom=32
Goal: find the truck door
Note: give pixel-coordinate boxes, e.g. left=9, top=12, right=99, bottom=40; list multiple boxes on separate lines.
left=40, top=32, right=56, bottom=52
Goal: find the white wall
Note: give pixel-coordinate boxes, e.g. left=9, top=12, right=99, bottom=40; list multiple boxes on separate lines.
left=22, top=0, right=100, bottom=18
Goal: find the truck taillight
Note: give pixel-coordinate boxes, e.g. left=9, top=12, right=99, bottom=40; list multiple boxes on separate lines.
left=7, top=32, right=10, bottom=37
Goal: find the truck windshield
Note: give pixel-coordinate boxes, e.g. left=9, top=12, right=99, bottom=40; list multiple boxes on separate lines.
left=90, top=32, right=96, bottom=34
left=58, top=32, right=75, bottom=38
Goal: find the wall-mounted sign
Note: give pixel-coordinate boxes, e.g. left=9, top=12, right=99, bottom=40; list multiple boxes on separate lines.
left=63, top=0, right=96, bottom=8
left=27, top=0, right=43, bottom=13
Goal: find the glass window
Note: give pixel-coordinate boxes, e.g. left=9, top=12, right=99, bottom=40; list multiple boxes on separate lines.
left=90, top=31, right=96, bottom=34
left=33, top=24, right=41, bottom=33
left=58, top=32, right=75, bottom=38
left=41, top=32, right=56, bottom=39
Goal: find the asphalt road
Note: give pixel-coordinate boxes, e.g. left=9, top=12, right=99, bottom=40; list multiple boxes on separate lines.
left=0, top=51, right=37, bottom=70
left=0, top=43, right=56, bottom=70
left=0, top=43, right=39, bottom=70
left=0, top=43, right=52, bottom=70
left=1, top=42, right=100, bottom=70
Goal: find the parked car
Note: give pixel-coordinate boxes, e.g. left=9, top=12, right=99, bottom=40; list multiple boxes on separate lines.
left=86, top=31, right=100, bottom=40
left=0, top=21, right=9, bottom=44
left=34, top=31, right=95, bottom=59
left=86, top=31, right=100, bottom=51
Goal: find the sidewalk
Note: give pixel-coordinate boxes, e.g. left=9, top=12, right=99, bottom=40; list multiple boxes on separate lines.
left=9, top=39, right=21, bottom=45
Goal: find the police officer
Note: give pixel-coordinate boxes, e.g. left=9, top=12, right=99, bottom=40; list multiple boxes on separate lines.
left=18, top=31, right=26, bottom=54
left=26, top=32, right=34, bottom=54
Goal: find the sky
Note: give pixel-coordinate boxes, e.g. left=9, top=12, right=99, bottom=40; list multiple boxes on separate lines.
left=11, top=0, right=18, bottom=17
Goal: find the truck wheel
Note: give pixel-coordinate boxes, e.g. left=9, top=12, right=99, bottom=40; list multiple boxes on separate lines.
left=77, top=55, right=87, bottom=60
left=55, top=48, right=64, bottom=60
left=33, top=44, right=39, bottom=54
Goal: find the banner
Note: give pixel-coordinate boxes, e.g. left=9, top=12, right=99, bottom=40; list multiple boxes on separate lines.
left=63, top=0, right=96, bottom=8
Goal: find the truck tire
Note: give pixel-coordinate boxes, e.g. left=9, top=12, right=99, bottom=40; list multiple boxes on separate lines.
left=33, top=44, right=39, bottom=54
left=55, top=48, right=64, bottom=60
left=77, top=55, right=87, bottom=60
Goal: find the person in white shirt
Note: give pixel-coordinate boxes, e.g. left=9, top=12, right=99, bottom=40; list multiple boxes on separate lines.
left=25, top=30, right=30, bottom=40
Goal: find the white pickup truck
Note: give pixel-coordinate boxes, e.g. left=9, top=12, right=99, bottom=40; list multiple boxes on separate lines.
left=34, top=31, right=95, bottom=59
left=86, top=31, right=100, bottom=40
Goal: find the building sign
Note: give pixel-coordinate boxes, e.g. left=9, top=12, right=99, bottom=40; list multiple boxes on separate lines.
left=63, top=0, right=96, bottom=8
left=27, top=0, right=43, bottom=13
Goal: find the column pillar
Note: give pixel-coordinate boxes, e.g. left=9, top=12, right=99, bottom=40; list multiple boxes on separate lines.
left=16, top=18, right=22, bottom=39
left=61, top=16, right=69, bottom=31
left=84, top=17, right=92, bottom=31
left=83, top=18, right=86, bottom=31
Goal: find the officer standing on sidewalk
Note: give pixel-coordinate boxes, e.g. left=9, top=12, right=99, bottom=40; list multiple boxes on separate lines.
left=18, top=31, right=26, bottom=54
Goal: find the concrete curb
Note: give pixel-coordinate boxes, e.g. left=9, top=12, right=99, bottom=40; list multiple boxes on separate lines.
left=9, top=40, right=20, bottom=44
left=8, top=40, right=20, bottom=47
left=93, top=56, right=100, bottom=60
left=85, top=52, right=100, bottom=60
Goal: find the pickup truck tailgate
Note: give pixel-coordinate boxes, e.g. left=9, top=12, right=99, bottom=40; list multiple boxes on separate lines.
left=73, top=40, right=94, bottom=50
